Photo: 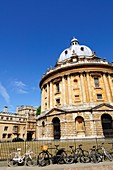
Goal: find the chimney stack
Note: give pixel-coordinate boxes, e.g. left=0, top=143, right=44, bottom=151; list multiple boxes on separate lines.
left=4, top=106, right=8, bottom=113
left=16, top=106, right=19, bottom=113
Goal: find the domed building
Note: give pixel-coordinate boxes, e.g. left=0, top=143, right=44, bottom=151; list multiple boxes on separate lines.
left=36, top=37, right=113, bottom=140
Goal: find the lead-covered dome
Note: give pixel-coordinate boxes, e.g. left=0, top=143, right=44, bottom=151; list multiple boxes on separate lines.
left=58, top=37, right=93, bottom=62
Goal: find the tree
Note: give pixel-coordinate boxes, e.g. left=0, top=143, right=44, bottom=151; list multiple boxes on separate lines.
left=36, top=106, right=41, bottom=116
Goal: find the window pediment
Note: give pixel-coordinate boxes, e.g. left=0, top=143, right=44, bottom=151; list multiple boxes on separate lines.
left=91, top=103, right=113, bottom=111
left=90, top=73, right=101, bottom=77
left=53, top=78, right=62, bottom=84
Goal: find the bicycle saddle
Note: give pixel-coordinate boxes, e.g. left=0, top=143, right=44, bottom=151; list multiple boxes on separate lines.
left=69, top=146, right=74, bottom=148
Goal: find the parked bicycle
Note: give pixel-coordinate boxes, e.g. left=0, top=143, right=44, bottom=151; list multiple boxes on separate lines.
left=37, top=144, right=67, bottom=166
left=7, top=145, right=37, bottom=167
left=89, top=145, right=102, bottom=163
left=97, top=143, right=113, bottom=161
left=65, top=144, right=90, bottom=164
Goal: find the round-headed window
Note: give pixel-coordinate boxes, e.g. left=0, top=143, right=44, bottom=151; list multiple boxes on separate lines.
left=42, top=121, right=45, bottom=127
left=80, top=47, right=84, bottom=51
left=65, top=50, right=68, bottom=55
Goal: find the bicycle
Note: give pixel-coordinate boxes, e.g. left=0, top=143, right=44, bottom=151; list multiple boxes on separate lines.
left=37, top=144, right=67, bottom=166
left=89, top=145, right=102, bottom=163
left=97, top=143, right=113, bottom=161
left=65, top=144, right=90, bottom=164
left=7, top=145, right=37, bottom=167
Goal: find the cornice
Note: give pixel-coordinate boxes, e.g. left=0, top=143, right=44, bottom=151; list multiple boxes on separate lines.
left=40, top=62, right=113, bottom=88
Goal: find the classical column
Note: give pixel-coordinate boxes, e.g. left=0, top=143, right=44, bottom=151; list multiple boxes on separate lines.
left=41, top=88, right=44, bottom=112
left=47, top=83, right=50, bottom=109
left=86, top=72, right=93, bottom=103
left=50, top=82, right=53, bottom=108
left=80, top=73, right=86, bottom=103
left=108, top=74, right=113, bottom=102
left=103, top=73, right=111, bottom=103
left=62, top=76, right=66, bottom=106
left=68, top=75, right=72, bottom=105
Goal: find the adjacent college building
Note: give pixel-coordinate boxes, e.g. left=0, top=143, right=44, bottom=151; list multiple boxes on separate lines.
left=36, top=37, right=113, bottom=140
left=0, top=106, right=36, bottom=142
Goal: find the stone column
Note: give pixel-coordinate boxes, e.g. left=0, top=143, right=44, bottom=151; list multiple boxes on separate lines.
left=50, top=82, right=53, bottom=108
left=80, top=73, right=86, bottom=103
left=68, top=75, right=72, bottom=105
left=86, top=73, right=93, bottom=103
left=62, top=76, right=66, bottom=106
left=103, top=73, right=111, bottom=103
left=47, top=83, right=50, bottom=109
left=41, top=88, right=44, bottom=112
left=108, top=74, right=113, bottom=102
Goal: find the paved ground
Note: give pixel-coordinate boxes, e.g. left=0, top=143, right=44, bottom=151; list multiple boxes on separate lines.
left=0, top=161, right=113, bottom=170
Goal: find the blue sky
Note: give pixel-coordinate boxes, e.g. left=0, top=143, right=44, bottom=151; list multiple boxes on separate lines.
left=0, top=0, right=113, bottom=112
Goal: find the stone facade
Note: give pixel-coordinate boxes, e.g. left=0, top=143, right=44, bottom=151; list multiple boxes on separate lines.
left=37, top=37, right=113, bottom=140
left=0, top=106, right=36, bottom=142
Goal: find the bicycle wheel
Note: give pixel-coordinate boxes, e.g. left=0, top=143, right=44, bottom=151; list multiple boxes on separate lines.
left=91, top=154, right=102, bottom=163
left=7, top=152, right=18, bottom=167
left=80, top=155, right=90, bottom=163
left=105, top=153, right=113, bottom=161
left=58, top=151, right=67, bottom=164
left=80, top=149, right=90, bottom=163
left=109, top=152, right=113, bottom=158
left=26, top=153, right=37, bottom=166
left=38, top=151, right=50, bottom=166
left=64, top=151, right=74, bottom=164
left=83, top=150, right=89, bottom=156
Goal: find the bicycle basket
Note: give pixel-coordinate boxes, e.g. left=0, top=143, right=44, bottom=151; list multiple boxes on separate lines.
left=40, top=145, right=48, bottom=151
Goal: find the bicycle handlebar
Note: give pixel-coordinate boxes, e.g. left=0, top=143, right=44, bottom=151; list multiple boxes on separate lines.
left=78, top=144, right=82, bottom=147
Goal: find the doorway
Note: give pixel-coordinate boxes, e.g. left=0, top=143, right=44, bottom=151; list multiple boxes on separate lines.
left=101, top=114, right=113, bottom=138
left=52, top=117, right=61, bottom=139
left=27, top=132, right=32, bottom=141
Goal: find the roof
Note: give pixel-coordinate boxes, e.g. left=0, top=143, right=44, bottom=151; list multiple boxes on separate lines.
left=58, top=37, right=93, bottom=62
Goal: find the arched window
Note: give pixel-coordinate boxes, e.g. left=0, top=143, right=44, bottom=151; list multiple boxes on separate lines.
left=56, top=82, right=60, bottom=93
left=74, top=79, right=78, bottom=83
left=42, top=121, right=45, bottom=137
left=101, top=114, right=113, bottom=138
left=52, top=117, right=61, bottom=139
left=94, top=77, right=99, bottom=88
left=80, top=47, right=84, bottom=51
left=42, top=121, right=45, bottom=127
left=65, top=50, right=68, bottom=55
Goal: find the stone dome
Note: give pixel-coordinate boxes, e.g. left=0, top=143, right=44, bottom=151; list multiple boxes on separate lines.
left=58, top=37, right=93, bottom=62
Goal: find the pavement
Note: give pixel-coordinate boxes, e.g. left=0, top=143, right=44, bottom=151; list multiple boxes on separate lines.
left=0, top=161, right=113, bottom=170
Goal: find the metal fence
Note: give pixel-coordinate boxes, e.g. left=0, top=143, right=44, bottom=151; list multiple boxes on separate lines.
left=0, top=138, right=113, bottom=161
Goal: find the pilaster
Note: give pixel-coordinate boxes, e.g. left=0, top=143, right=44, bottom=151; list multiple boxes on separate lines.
left=50, top=82, right=53, bottom=108
left=68, top=75, right=72, bottom=105
left=86, top=72, right=93, bottom=103
left=62, top=76, right=66, bottom=106
left=80, top=73, right=86, bottom=103
left=103, top=73, right=111, bottom=103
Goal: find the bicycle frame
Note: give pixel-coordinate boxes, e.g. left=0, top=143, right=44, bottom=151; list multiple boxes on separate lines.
left=38, top=144, right=67, bottom=166
left=8, top=147, right=37, bottom=167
